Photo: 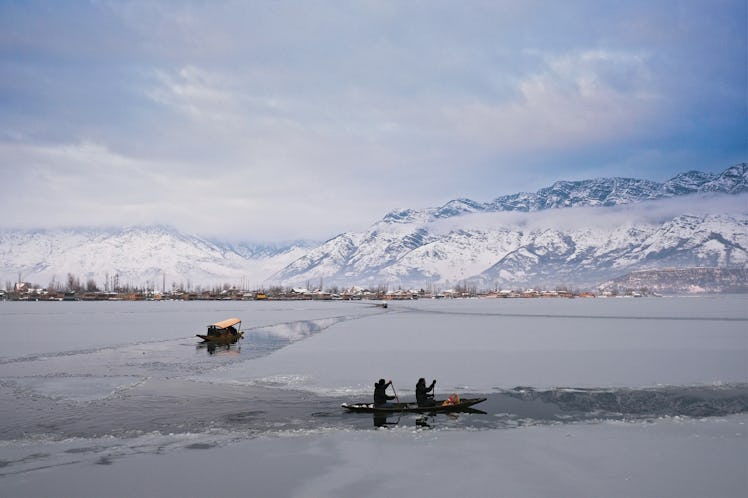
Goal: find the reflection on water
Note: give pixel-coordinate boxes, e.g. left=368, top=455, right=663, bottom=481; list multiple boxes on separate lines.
left=250, top=317, right=350, bottom=344
left=372, top=410, right=484, bottom=429
left=196, top=341, right=242, bottom=356
left=373, top=413, right=456, bottom=429
left=415, top=415, right=431, bottom=428
left=373, top=413, right=401, bottom=428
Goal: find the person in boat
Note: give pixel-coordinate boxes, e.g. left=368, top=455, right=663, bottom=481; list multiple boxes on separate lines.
left=416, top=378, right=437, bottom=407
left=373, top=379, right=396, bottom=408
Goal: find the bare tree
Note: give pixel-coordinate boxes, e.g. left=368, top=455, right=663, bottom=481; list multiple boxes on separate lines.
left=66, top=273, right=81, bottom=292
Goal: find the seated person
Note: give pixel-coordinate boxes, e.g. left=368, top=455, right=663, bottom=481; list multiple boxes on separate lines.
left=373, top=379, right=396, bottom=407
left=416, top=378, right=436, bottom=407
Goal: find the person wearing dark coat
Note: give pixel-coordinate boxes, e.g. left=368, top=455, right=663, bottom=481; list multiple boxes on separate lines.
left=374, top=379, right=396, bottom=407
left=416, top=378, right=436, bottom=407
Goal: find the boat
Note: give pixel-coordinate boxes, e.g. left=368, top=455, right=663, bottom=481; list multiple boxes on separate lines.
left=196, top=317, right=243, bottom=343
left=342, top=397, right=487, bottom=414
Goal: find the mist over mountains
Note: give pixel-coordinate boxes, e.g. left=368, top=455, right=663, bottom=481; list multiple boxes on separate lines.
left=2, top=164, right=746, bottom=291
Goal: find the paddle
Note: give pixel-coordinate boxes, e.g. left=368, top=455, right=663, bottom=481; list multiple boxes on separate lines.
left=389, top=380, right=400, bottom=404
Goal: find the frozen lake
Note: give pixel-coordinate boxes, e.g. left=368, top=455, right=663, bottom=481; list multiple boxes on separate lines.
left=0, top=296, right=746, bottom=497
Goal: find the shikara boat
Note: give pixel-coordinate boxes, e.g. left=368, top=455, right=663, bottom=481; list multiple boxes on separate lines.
left=196, top=317, right=243, bottom=343
left=342, top=397, right=487, bottom=414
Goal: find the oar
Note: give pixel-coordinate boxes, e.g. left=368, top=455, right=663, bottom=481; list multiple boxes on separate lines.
left=390, top=381, right=401, bottom=404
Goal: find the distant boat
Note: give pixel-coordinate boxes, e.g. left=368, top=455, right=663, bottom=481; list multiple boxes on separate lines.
left=196, top=317, right=243, bottom=343
left=342, top=397, right=486, bottom=414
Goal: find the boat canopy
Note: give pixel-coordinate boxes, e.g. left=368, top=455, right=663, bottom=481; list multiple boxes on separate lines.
left=210, top=318, right=241, bottom=329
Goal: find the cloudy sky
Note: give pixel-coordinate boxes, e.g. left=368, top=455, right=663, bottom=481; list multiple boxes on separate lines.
left=1, top=1, right=745, bottom=242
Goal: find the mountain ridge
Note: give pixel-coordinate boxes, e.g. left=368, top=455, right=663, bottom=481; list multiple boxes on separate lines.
left=2, top=163, right=746, bottom=291
left=270, top=164, right=747, bottom=288
left=383, top=163, right=746, bottom=223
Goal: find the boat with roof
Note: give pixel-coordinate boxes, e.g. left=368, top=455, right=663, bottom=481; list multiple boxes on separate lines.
left=196, top=317, right=243, bottom=343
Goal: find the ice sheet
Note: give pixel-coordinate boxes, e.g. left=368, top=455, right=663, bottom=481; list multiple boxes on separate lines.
left=2, top=415, right=745, bottom=498
left=201, top=297, right=748, bottom=395
left=1, top=297, right=746, bottom=497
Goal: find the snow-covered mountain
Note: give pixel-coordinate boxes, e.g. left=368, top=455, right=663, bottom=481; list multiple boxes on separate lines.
left=2, top=163, right=746, bottom=291
left=0, top=225, right=312, bottom=289
left=381, top=163, right=747, bottom=223
left=270, top=164, right=748, bottom=289
left=270, top=210, right=748, bottom=289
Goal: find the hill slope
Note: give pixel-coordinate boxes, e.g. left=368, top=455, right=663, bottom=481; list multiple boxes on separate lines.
left=270, top=164, right=747, bottom=288
left=2, top=163, right=746, bottom=291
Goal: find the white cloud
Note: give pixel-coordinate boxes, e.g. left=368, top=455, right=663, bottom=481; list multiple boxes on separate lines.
left=1, top=1, right=744, bottom=241
left=440, top=49, right=659, bottom=151
left=147, top=66, right=240, bottom=122
left=429, top=194, right=748, bottom=235
left=0, top=141, right=408, bottom=240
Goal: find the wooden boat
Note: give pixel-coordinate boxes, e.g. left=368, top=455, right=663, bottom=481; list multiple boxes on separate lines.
left=342, top=397, right=487, bottom=414
left=196, top=317, right=243, bottom=343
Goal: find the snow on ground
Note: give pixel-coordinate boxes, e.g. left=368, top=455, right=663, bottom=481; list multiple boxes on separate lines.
left=3, top=415, right=745, bottom=498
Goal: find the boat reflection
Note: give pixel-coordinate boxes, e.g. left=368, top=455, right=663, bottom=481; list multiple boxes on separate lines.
left=372, top=408, right=487, bottom=429
left=371, top=413, right=439, bottom=428
left=373, top=413, right=400, bottom=428
left=196, top=342, right=242, bottom=356
left=415, top=415, right=432, bottom=428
